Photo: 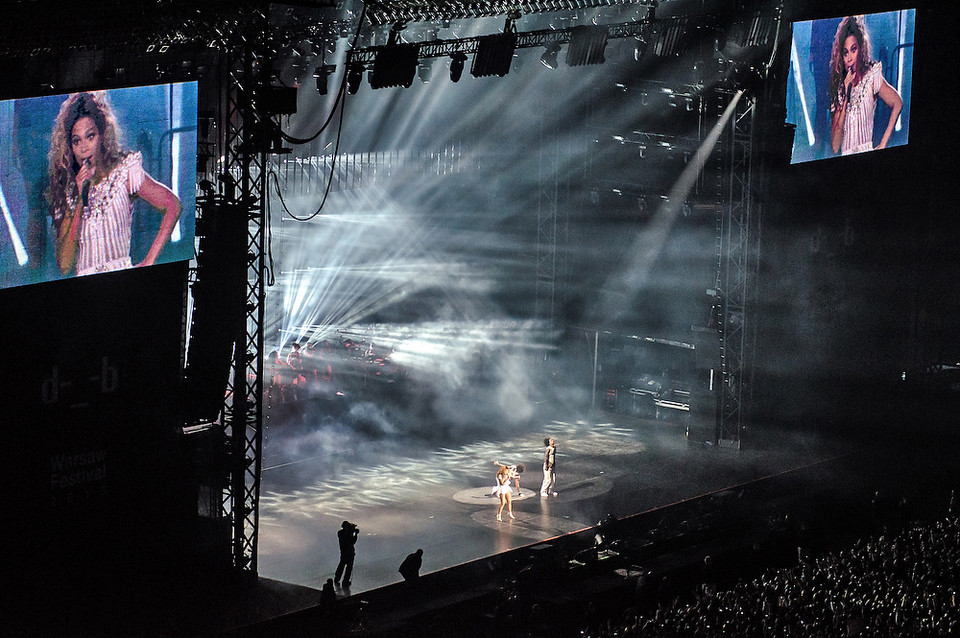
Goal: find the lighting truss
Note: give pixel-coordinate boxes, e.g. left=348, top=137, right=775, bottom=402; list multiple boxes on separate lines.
left=348, top=19, right=650, bottom=66
left=0, top=0, right=265, bottom=58
left=535, top=118, right=561, bottom=326
left=363, top=0, right=655, bottom=27
left=207, top=14, right=270, bottom=574
left=715, top=93, right=757, bottom=450
left=272, top=144, right=469, bottom=194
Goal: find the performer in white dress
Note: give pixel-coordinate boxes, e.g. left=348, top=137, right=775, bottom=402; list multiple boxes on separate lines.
left=829, top=15, right=903, bottom=156
left=48, top=91, right=181, bottom=276
left=494, top=462, right=524, bottom=522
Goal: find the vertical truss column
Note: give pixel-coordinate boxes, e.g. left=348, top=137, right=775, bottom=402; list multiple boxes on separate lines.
left=535, top=123, right=560, bottom=325
left=716, top=94, right=757, bottom=449
left=220, top=23, right=269, bottom=573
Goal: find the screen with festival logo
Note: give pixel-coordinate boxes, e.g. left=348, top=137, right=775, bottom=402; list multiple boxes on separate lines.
left=786, top=9, right=915, bottom=164
left=0, top=81, right=197, bottom=289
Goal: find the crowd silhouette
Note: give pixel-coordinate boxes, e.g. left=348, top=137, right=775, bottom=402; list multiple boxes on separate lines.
left=311, top=485, right=958, bottom=638
left=574, top=514, right=959, bottom=637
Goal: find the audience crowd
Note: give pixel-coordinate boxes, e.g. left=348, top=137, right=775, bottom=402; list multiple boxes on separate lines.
left=574, top=515, right=959, bottom=637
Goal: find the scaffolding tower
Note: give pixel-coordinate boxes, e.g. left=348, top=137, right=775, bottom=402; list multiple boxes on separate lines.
left=205, top=16, right=271, bottom=573
left=715, top=92, right=758, bottom=449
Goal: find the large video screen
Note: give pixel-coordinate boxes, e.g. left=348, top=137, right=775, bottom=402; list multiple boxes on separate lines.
left=786, top=9, right=914, bottom=164
left=0, top=82, right=197, bottom=289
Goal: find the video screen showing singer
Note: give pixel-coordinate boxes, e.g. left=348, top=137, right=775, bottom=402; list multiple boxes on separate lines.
left=786, top=10, right=913, bottom=164
left=49, top=92, right=181, bottom=276
left=829, top=15, right=903, bottom=156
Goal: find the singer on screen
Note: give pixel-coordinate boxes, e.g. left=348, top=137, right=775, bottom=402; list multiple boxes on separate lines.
left=829, top=15, right=903, bottom=156
left=48, top=91, right=181, bottom=276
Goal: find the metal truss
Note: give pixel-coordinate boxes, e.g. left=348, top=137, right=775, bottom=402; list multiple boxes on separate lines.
left=363, top=0, right=655, bottom=27
left=0, top=1, right=268, bottom=58
left=535, top=121, right=561, bottom=326
left=273, top=144, right=468, bottom=194
left=715, top=93, right=757, bottom=449
left=216, top=22, right=270, bottom=574
left=348, top=19, right=652, bottom=64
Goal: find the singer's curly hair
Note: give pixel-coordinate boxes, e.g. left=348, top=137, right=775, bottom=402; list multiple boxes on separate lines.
left=829, top=15, right=874, bottom=113
left=47, top=91, right=126, bottom=221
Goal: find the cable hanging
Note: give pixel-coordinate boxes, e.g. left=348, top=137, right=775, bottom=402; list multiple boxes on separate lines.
left=274, top=2, right=367, bottom=146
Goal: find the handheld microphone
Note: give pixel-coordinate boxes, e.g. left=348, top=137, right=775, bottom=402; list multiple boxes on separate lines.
left=81, top=158, right=91, bottom=207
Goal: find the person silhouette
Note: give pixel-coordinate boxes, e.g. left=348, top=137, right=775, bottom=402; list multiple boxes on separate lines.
left=320, top=578, right=336, bottom=605
left=540, top=438, right=557, bottom=497
left=398, top=548, right=423, bottom=582
left=334, top=520, right=359, bottom=587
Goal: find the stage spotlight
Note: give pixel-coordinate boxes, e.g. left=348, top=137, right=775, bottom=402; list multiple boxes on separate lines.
left=449, top=52, right=466, bottom=83
left=347, top=65, right=363, bottom=94
left=418, top=58, right=434, bottom=84
left=633, top=35, right=648, bottom=62
left=314, top=64, right=336, bottom=95
left=540, top=42, right=561, bottom=69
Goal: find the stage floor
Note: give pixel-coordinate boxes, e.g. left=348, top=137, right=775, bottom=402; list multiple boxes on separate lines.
left=256, top=406, right=847, bottom=604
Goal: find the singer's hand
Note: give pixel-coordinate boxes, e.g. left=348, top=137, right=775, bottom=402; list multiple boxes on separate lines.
left=75, top=159, right=94, bottom=194
left=843, top=70, right=855, bottom=93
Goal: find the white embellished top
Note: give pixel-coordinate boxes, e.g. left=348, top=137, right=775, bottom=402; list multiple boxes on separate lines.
left=835, top=62, right=885, bottom=156
left=57, top=152, right=145, bottom=276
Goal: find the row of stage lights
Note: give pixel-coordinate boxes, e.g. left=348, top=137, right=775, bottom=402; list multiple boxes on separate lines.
left=295, top=8, right=775, bottom=96
left=325, top=18, right=613, bottom=94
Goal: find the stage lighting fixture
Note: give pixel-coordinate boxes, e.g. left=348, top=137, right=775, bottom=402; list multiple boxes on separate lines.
left=314, top=64, right=336, bottom=95
left=449, top=52, right=466, bottom=82
left=471, top=32, right=517, bottom=77
left=565, top=25, right=608, bottom=67
left=633, top=35, right=648, bottom=62
left=370, top=42, right=419, bottom=89
left=540, top=42, right=560, bottom=69
left=418, top=58, right=434, bottom=84
left=347, top=65, right=363, bottom=94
